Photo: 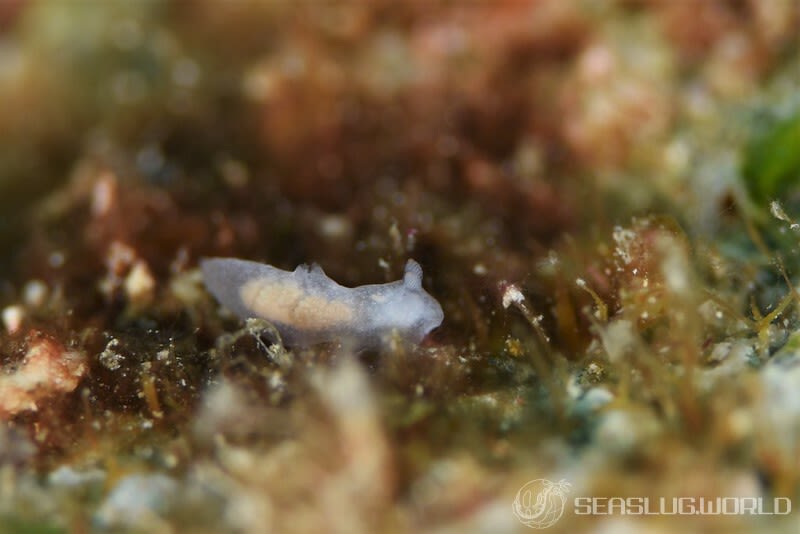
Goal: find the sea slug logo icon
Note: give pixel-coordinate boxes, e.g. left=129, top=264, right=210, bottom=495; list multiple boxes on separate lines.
left=512, top=478, right=571, bottom=529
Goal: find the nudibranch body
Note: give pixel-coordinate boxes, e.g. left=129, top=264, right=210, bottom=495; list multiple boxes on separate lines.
left=201, top=258, right=444, bottom=349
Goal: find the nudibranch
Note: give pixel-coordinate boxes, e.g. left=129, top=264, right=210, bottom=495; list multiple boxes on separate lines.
left=201, top=257, right=444, bottom=349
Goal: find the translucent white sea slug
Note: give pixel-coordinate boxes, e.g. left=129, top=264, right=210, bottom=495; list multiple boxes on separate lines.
left=201, top=258, right=444, bottom=349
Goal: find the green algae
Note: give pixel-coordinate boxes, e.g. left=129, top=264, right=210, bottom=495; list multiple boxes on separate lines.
left=743, top=113, right=800, bottom=204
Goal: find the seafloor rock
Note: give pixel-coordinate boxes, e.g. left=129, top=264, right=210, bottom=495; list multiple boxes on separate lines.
left=0, top=336, right=86, bottom=419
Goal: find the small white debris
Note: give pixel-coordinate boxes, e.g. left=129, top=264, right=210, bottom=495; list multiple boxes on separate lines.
left=99, top=339, right=125, bottom=371
left=106, top=241, right=137, bottom=275
left=169, top=269, right=204, bottom=306
left=100, top=241, right=137, bottom=298
left=91, top=173, right=117, bottom=217
left=23, top=280, right=48, bottom=308
left=567, top=375, right=583, bottom=400
left=124, top=260, right=155, bottom=305
left=500, top=282, right=550, bottom=342
left=501, top=283, right=525, bottom=309
left=660, top=238, right=690, bottom=294
left=2, top=305, right=24, bottom=334
left=770, top=200, right=791, bottom=223
left=318, top=214, right=352, bottom=240
left=473, top=263, right=488, bottom=276
left=537, top=251, right=560, bottom=275
left=708, top=342, right=732, bottom=363
left=612, top=226, right=637, bottom=266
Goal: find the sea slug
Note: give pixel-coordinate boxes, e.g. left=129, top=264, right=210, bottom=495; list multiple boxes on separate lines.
left=201, top=257, right=444, bottom=349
